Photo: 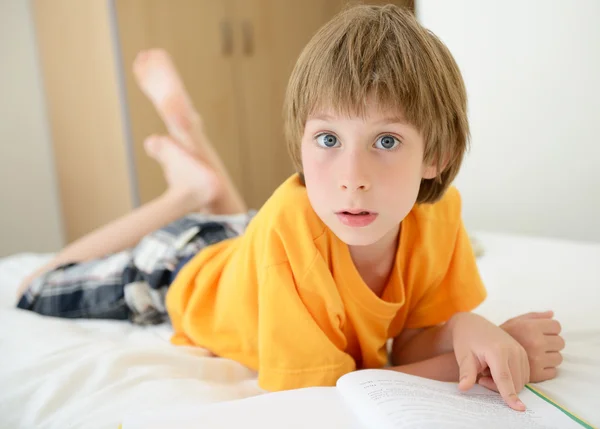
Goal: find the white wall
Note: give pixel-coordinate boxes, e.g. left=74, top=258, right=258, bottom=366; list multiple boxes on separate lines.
left=418, top=0, right=600, bottom=242
left=0, top=0, right=64, bottom=257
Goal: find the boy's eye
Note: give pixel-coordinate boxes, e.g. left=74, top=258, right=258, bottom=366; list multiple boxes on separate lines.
left=316, top=133, right=339, bottom=148
left=375, top=135, right=400, bottom=150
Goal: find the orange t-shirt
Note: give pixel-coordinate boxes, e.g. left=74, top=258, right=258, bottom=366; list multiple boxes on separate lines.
left=166, top=174, right=486, bottom=391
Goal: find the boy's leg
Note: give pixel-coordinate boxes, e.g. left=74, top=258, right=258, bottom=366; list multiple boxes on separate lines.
left=17, top=48, right=249, bottom=298
left=133, top=49, right=247, bottom=216
left=17, top=136, right=221, bottom=298
left=17, top=136, right=249, bottom=323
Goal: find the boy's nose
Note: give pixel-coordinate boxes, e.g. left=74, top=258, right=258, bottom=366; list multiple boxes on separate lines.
left=340, top=182, right=369, bottom=191
left=338, top=153, right=371, bottom=192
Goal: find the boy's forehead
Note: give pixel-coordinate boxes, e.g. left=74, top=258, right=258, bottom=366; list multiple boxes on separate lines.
left=307, top=94, right=408, bottom=123
left=307, top=104, right=409, bottom=124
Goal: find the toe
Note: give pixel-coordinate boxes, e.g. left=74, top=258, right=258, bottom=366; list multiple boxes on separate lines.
left=148, top=48, right=171, bottom=65
left=133, top=50, right=150, bottom=75
left=143, top=135, right=163, bottom=160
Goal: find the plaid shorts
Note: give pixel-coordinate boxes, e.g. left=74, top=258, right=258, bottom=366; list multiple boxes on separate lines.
left=16, top=211, right=255, bottom=325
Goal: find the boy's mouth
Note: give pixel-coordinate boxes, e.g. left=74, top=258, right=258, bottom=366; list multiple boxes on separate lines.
left=342, top=210, right=370, bottom=215
left=337, top=209, right=376, bottom=215
left=335, top=210, right=378, bottom=227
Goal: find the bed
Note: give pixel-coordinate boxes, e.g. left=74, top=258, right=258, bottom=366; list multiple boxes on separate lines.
left=1, top=231, right=599, bottom=429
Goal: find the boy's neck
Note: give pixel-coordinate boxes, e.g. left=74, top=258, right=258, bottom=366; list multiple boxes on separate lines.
left=348, top=223, right=401, bottom=297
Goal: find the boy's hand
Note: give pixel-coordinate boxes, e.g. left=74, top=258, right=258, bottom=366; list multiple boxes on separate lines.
left=451, top=312, right=530, bottom=411
left=500, top=311, right=565, bottom=383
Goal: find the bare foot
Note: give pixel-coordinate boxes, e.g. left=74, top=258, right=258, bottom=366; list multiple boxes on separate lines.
left=144, top=135, right=220, bottom=210
left=133, top=49, right=203, bottom=152
left=134, top=48, right=247, bottom=215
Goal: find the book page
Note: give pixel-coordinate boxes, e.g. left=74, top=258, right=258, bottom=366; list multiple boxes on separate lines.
left=121, top=386, right=364, bottom=429
left=337, top=369, right=584, bottom=429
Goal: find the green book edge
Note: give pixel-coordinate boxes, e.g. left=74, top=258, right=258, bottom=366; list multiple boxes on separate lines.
left=525, top=385, right=597, bottom=429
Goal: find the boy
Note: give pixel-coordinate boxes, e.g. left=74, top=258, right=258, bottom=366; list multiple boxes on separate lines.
left=17, top=4, right=564, bottom=411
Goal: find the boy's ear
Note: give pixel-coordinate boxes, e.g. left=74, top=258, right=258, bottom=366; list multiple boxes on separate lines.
left=422, top=153, right=450, bottom=180
left=422, top=163, right=438, bottom=180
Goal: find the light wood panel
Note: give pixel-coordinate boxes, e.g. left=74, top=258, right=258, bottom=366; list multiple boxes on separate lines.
left=114, top=0, right=244, bottom=206
left=231, top=0, right=336, bottom=208
left=32, top=0, right=134, bottom=243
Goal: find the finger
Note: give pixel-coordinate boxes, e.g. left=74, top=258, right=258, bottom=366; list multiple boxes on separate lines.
left=478, top=376, right=498, bottom=392
left=546, top=335, right=566, bottom=352
left=531, top=365, right=559, bottom=382
left=540, top=367, right=558, bottom=380
left=540, top=319, right=562, bottom=335
left=457, top=353, right=479, bottom=392
left=520, top=353, right=530, bottom=392
left=512, top=354, right=525, bottom=394
left=488, top=354, right=526, bottom=411
left=543, top=352, right=564, bottom=368
left=504, top=351, right=524, bottom=395
left=523, top=311, right=554, bottom=320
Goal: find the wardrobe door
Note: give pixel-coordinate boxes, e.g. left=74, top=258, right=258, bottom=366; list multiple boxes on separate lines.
left=32, top=0, right=134, bottom=243
left=324, top=0, right=415, bottom=15
left=231, top=0, right=339, bottom=209
left=114, top=0, right=245, bottom=205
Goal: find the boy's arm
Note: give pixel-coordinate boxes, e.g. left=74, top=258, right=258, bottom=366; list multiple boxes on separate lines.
left=17, top=188, right=199, bottom=299
left=390, top=320, right=457, bottom=366
left=390, top=352, right=459, bottom=382
left=393, top=312, right=566, bottom=383
left=391, top=312, right=531, bottom=411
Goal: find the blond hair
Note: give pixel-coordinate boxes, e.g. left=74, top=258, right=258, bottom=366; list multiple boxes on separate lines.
left=283, top=4, right=468, bottom=203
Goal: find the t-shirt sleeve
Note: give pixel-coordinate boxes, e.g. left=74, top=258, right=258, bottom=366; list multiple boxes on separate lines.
left=404, top=218, right=487, bottom=329
left=257, top=262, right=356, bottom=391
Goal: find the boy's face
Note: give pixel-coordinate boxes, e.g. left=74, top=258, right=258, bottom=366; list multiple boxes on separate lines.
left=301, top=100, right=437, bottom=248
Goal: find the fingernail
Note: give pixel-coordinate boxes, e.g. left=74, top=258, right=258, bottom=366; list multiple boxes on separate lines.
left=516, top=400, right=525, bottom=408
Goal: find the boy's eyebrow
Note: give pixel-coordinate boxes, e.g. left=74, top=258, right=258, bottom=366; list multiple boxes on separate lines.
left=374, top=116, right=408, bottom=125
left=307, top=113, right=408, bottom=125
left=307, top=113, right=336, bottom=121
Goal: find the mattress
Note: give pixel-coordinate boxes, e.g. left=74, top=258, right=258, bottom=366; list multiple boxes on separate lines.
left=0, top=231, right=598, bottom=428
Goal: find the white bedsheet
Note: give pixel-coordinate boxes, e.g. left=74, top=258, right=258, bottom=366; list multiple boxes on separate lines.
left=0, top=232, right=598, bottom=429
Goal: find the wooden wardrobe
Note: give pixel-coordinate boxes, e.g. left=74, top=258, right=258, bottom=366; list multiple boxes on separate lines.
left=33, top=0, right=414, bottom=243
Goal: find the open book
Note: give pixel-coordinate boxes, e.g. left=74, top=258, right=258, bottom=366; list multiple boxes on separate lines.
left=121, top=369, right=595, bottom=429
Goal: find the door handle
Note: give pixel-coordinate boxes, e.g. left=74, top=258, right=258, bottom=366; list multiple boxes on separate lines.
left=221, top=20, right=233, bottom=56
left=242, top=20, right=254, bottom=56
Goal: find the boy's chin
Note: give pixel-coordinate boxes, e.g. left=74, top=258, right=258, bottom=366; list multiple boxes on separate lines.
left=330, top=225, right=384, bottom=247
